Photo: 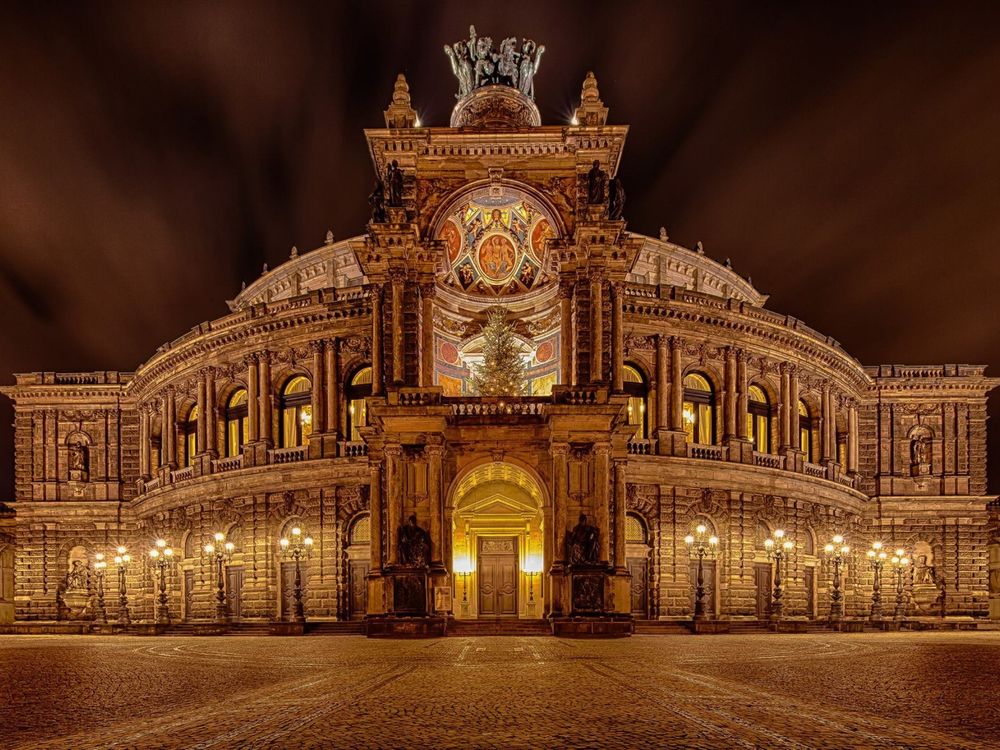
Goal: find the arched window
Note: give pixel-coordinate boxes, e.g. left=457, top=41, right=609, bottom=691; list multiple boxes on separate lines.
left=625, top=513, right=648, bottom=545
left=279, top=376, right=312, bottom=448
left=349, top=514, right=371, bottom=546
left=622, top=364, right=648, bottom=440
left=798, top=400, right=814, bottom=461
left=182, top=406, right=198, bottom=466
left=746, top=385, right=771, bottom=453
left=682, top=373, right=715, bottom=444
left=346, top=367, right=373, bottom=442
left=225, top=389, right=249, bottom=458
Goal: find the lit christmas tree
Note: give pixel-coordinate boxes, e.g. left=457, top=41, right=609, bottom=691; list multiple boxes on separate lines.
left=471, top=307, right=527, bottom=396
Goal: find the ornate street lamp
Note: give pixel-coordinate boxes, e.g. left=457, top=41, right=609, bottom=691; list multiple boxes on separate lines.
left=890, top=548, right=910, bottom=621
left=204, top=532, right=235, bottom=624
left=866, top=541, right=888, bottom=621
left=822, top=534, right=850, bottom=623
left=148, top=538, right=176, bottom=625
left=684, top=524, right=719, bottom=620
left=523, top=555, right=543, bottom=610
left=763, top=529, right=794, bottom=622
left=279, top=526, right=313, bottom=624
left=92, top=552, right=108, bottom=625
left=113, top=545, right=131, bottom=626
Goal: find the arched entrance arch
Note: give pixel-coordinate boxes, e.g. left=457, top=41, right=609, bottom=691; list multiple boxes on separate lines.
left=449, top=461, right=547, bottom=619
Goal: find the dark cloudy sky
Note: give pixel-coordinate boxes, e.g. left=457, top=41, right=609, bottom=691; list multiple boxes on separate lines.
left=1, top=1, right=999, bottom=495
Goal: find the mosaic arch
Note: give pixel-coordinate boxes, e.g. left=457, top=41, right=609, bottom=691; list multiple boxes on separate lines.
left=436, top=186, right=557, bottom=297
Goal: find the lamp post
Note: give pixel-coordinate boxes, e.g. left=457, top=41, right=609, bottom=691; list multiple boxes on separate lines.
left=866, top=541, right=888, bottom=622
left=149, top=538, right=175, bottom=625
left=204, top=532, right=235, bottom=624
left=763, top=529, right=794, bottom=622
left=890, top=548, right=910, bottom=621
left=684, top=524, right=719, bottom=621
left=93, top=553, right=108, bottom=625
left=455, top=557, right=472, bottom=616
left=822, top=534, right=850, bottom=623
left=279, top=527, right=313, bottom=623
left=113, top=545, right=131, bottom=626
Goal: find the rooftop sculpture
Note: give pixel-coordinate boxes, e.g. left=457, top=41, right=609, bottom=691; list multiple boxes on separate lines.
left=445, top=25, right=545, bottom=100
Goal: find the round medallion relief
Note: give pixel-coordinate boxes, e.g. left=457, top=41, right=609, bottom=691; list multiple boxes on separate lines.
left=477, top=233, right=518, bottom=283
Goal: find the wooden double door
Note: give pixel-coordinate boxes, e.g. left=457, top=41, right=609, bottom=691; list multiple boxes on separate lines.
left=478, top=537, right=518, bottom=617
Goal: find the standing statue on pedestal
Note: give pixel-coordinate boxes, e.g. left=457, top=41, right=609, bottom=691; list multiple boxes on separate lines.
left=608, top=176, right=625, bottom=220
left=386, top=160, right=404, bottom=207
left=566, top=514, right=600, bottom=566
left=518, top=40, right=544, bottom=99
left=587, top=160, right=608, bottom=205
left=398, top=514, right=431, bottom=567
left=368, top=180, right=387, bottom=223
left=444, top=41, right=474, bottom=98
left=443, top=27, right=545, bottom=101
left=497, top=37, right=520, bottom=88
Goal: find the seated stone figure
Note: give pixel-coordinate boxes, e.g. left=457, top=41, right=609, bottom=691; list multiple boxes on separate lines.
left=566, top=514, right=600, bottom=566
left=398, top=514, right=431, bottom=568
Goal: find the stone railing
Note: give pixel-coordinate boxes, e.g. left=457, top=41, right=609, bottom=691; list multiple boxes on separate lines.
left=449, top=399, right=546, bottom=416
left=269, top=446, right=308, bottom=464
left=627, top=439, right=652, bottom=455
left=142, top=476, right=161, bottom=493
left=213, top=455, right=243, bottom=473
left=803, top=462, right=826, bottom=479
left=837, top=473, right=857, bottom=489
left=687, top=443, right=725, bottom=461
left=753, top=452, right=785, bottom=470
left=392, top=388, right=442, bottom=407
left=171, top=466, right=194, bottom=483
left=340, top=441, right=368, bottom=458
left=551, top=385, right=608, bottom=405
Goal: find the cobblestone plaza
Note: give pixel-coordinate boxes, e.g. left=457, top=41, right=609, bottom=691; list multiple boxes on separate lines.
left=2, top=632, right=999, bottom=749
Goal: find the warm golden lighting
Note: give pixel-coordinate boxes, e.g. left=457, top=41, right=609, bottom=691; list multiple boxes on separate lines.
left=214, top=532, right=224, bottom=543
left=292, top=527, right=301, bottom=537
left=684, top=534, right=695, bottom=545
left=696, top=524, right=707, bottom=535
left=280, top=538, right=290, bottom=549
left=155, top=538, right=166, bottom=548
left=709, top=536, right=719, bottom=547
left=204, top=543, right=215, bottom=554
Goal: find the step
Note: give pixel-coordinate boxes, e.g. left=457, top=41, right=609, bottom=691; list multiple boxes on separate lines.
left=447, top=619, right=552, bottom=635
left=305, top=622, right=366, bottom=636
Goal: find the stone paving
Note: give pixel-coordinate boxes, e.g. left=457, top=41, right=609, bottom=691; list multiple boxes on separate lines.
left=1, top=632, right=998, bottom=749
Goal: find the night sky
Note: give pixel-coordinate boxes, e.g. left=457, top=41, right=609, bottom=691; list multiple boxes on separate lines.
left=1, top=1, right=999, bottom=496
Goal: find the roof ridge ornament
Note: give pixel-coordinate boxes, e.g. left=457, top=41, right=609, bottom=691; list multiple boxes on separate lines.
left=445, top=25, right=544, bottom=101
left=384, top=73, right=418, bottom=129
left=574, top=71, right=608, bottom=127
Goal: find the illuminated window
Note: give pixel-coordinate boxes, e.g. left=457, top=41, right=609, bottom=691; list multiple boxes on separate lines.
left=623, top=364, right=648, bottom=440
left=182, top=406, right=198, bottom=466
left=837, top=434, right=847, bottom=466
left=279, top=376, right=312, bottom=448
left=349, top=514, right=371, bottom=546
left=682, top=373, right=715, bottom=444
left=225, top=389, right=249, bottom=458
left=625, top=513, right=648, bottom=544
left=346, top=367, right=372, bottom=442
left=530, top=372, right=557, bottom=397
left=798, top=400, right=814, bottom=461
left=746, top=384, right=771, bottom=453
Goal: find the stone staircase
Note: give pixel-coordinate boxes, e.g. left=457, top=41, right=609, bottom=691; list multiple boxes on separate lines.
left=447, top=618, right=552, bottom=636
left=633, top=619, right=692, bottom=635
left=305, top=621, right=366, bottom=636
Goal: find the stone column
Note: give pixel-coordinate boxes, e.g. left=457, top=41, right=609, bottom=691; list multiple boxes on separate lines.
left=325, top=340, right=339, bottom=439
left=310, top=341, right=326, bottom=434
left=384, top=443, right=402, bottom=566
left=205, top=368, right=217, bottom=456
left=590, top=275, right=603, bottom=383
left=552, top=443, right=569, bottom=564
left=594, top=443, right=611, bottom=563
left=420, top=283, right=435, bottom=388
left=196, top=373, right=207, bottom=454
left=139, top=406, right=151, bottom=479
left=426, top=444, right=444, bottom=568
left=165, top=388, right=177, bottom=467
left=670, top=337, right=683, bottom=431
left=724, top=347, right=737, bottom=439
left=258, top=353, right=272, bottom=444
left=391, top=273, right=404, bottom=385
left=611, top=281, right=624, bottom=393
left=613, top=459, right=627, bottom=570
left=370, top=285, right=383, bottom=396
left=247, top=355, right=260, bottom=443
left=847, top=403, right=859, bottom=474
left=656, top=335, right=669, bottom=434
left=736, top=351, right=748, bottom=440
left=369, top=460, right=383, bottom=570
left=789, top=368, right=800, bottom=452
left=779, top=365, right=791, bottom=450
left=821, top=384, right=833, bottom=462
left=559, top=282, right=574, bottom=386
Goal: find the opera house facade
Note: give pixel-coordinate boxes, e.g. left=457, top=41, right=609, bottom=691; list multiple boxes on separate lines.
left=1, top=39, right=998, bottom=635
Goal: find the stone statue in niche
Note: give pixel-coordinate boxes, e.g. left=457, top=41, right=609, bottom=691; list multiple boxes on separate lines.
left=68, top=441, right=89, bottom=482
left=567, top=514, right=600, bottom=566
left=586, top=160, right=608, bottom=205
left=398, top=514, right=431, bottom=567
left=910, top=433, right=929, bottom=466
left=64, top=559, right=89, bottom=592
left=386, top=160, right=404, bottom=208
left=368, top=180, right=386, bottom=223
left=608, top=176, right=625, bottom=220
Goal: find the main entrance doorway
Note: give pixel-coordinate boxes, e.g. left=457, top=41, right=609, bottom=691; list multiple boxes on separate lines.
left=478, top=537, right=518, bottom=616
left=450, top=461, right=545, bottom=620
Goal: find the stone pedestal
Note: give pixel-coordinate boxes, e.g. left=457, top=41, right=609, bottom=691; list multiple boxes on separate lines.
left=656, top=429, right=687, bottom=457
left=550, top=564, right=632, bottom=637
left=366, top=616, right=447, bottom=638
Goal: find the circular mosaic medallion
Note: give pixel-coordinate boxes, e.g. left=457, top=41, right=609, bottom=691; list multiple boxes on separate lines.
left=477, top=233, right=518, bottom=283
